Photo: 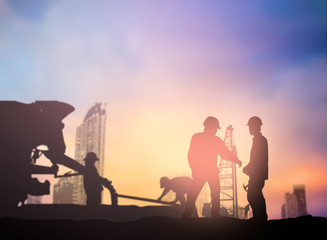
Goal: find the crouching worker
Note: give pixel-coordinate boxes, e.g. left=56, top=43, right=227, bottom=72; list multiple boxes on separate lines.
left=158, top=176, right=198, bottom=217
left=83, top=152, right=103, bottom=206
left=158, top=176, right=193, bottom=206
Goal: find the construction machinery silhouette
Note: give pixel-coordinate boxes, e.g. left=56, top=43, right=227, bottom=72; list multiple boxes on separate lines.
left=0, top=101, right=178, bottom=216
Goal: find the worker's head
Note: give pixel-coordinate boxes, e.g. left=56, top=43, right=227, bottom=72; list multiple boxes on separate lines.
left=84, top=152, right=99, bottom=163
left=203, top=116, right=220, bottom=134
left=247, top=116, right=262, bottom=135
left=160, top=177, right=170, bottom=188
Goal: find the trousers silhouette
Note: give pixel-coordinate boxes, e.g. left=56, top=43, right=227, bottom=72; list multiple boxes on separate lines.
left=247, top=178, right=267, bottom=220
left=184, top=171, right=220, bottom=217
left=86, top=189, right=102, bottom=206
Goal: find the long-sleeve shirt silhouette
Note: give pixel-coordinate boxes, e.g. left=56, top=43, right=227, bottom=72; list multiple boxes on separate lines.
left=188, top=132, right=239, bottom=175
left=247, top=133, right=268, bottom=180
left=84, top=164, right=103, bottom=196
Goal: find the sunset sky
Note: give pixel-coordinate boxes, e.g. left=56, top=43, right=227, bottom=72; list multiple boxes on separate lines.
left=0, top=0, right=326, bottom=219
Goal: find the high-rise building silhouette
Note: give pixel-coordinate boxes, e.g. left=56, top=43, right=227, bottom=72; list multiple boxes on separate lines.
left=293, top=184, right=307, bottom=216
left=72, top=103, right=106, bottom=205
left=284, top=192, right=298, bottom=218
left=53, top=177, right=74, bottom=204
left=282, top=184, right=307, bottom=218
left=27, top=195, right=42, bottom=204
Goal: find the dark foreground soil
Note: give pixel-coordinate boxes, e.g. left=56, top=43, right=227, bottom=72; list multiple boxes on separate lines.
left=1, top=215, right=326, bottom=240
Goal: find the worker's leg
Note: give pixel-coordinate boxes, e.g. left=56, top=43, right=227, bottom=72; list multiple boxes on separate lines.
left=86, top=190, right=102, bottom=206
left=247, top=178, right=267, bottom=221
left=95, top=190, right=102, bottom=205
left=207, top=173, right=220, bottom=217
left=182, top=177, right=206, bottom=218
left=177, top=193, right=186, bottom=207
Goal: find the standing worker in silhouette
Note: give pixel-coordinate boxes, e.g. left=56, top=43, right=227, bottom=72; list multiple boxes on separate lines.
left=157, top=176, right=193, bottom=206
left=83, top=152, right=103, bottom=206
left=243, top=116, right=268, bottom=222
left=183, top=116, right=242, bottom=218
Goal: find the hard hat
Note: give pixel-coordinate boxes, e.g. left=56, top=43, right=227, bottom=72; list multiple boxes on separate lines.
left=247, top=116, right=263, bottom=127
left=84, top=152, right=99, bottom=162
left=203, top=116, right=221, bottom=129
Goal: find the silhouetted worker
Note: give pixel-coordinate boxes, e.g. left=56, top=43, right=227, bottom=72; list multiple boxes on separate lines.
left=183, top=116, right=242, bottom=218
left=157, top=176, right=193, bottom=206
left=83, top=152, right=103, bottom=206
left=243, top=116, right=268, bottom=222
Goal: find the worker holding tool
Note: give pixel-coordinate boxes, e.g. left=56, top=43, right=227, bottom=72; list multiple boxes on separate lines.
left=182, top=116, right=242, bottom=218
left=83, top=152, right=103, bottom=206
left=157, top=176, right=193, bottom=206
left=243, top=116, right=268, bottom=222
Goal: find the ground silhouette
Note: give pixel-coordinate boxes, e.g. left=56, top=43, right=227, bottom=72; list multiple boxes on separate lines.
left=0, top=214, right=325, bottom=240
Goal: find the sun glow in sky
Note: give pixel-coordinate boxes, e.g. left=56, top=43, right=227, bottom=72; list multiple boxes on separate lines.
left=0, top=0, right=326, bottom=219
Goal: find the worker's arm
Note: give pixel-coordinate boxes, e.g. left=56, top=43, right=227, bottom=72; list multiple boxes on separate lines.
left=217, top=138, right=242, bottom=167
left=188, top=135, right=198, bottom=169
left=170, top=196, right=178, bottom=204
left=157, top=188, right=170, bottom=201
left=243, top=136, right=268, bottom=177
left=243, top=163, right=251, bottom=175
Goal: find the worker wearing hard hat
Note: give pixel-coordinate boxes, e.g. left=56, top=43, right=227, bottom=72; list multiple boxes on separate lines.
left=83, top=152, right=103, bottom=206
left=182, top=116, right=242, bottom=218
left=243, top=116, right=268, bottom=222
left=157, top=176, right=193, bottom=206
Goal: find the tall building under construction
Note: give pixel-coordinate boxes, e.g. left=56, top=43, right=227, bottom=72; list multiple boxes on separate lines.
left=72, top=103, right=107, bottom=205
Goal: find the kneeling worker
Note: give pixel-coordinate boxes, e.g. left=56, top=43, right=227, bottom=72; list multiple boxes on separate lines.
left=83, top=152, right=103, bottom=206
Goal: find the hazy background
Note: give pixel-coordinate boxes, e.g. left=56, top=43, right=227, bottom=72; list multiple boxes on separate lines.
left=0, top=0, right=326, bottom=219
